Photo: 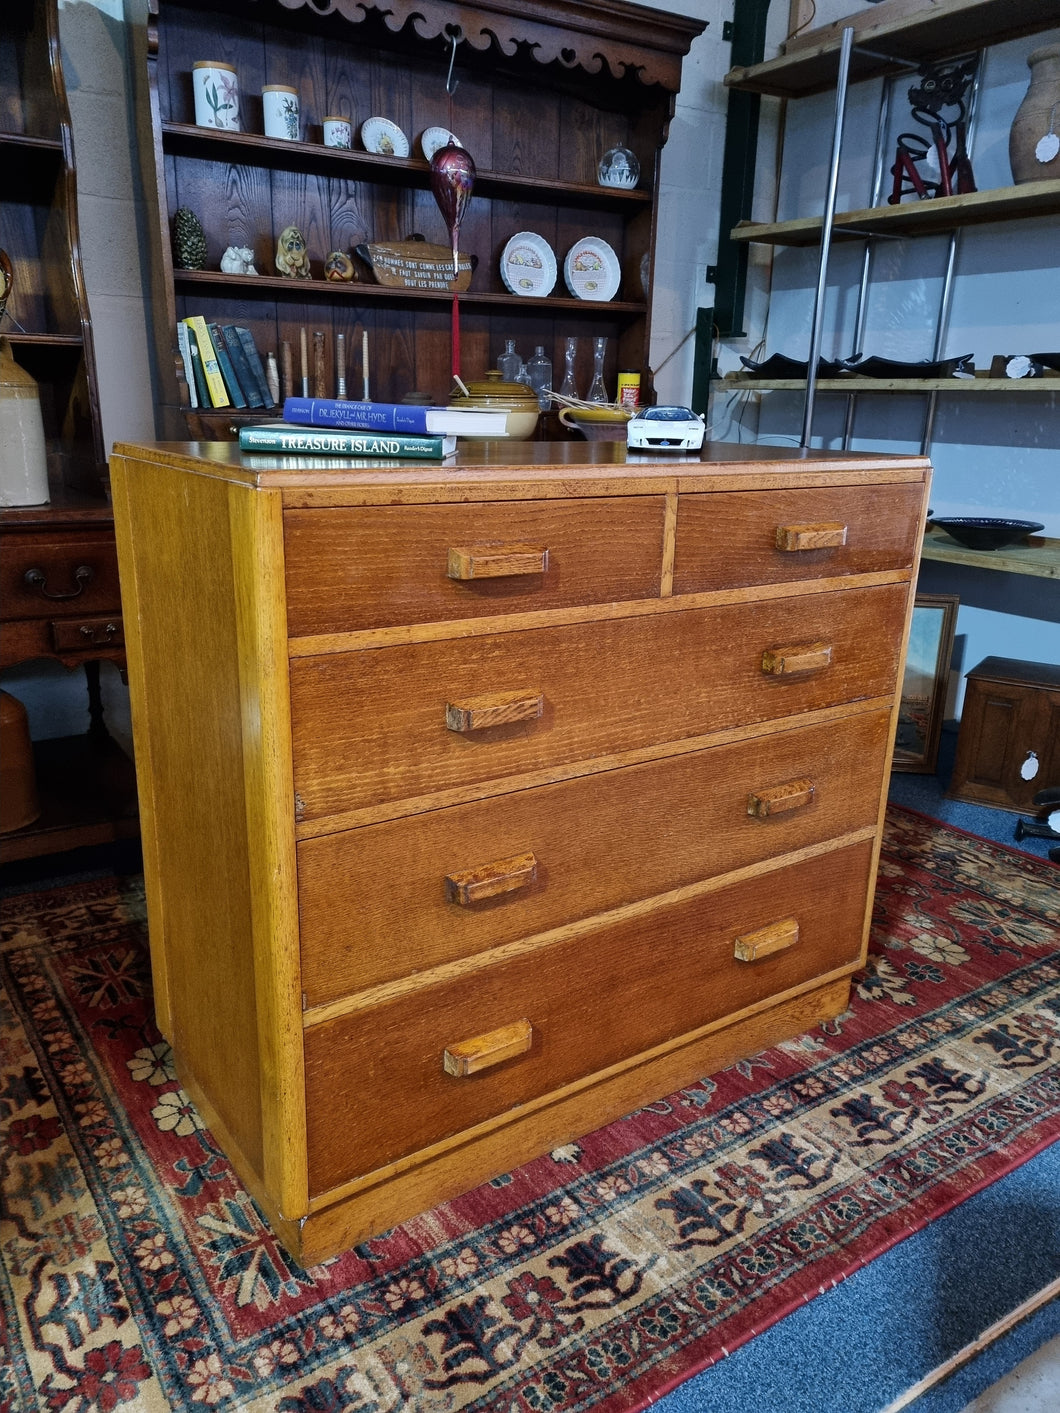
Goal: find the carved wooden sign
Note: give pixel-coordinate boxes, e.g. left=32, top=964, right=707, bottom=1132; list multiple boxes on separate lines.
left=355, top=239, right=475, bottom=291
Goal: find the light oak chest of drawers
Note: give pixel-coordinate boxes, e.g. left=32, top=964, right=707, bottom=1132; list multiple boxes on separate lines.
left=111, top=440, right=930, bottom=1264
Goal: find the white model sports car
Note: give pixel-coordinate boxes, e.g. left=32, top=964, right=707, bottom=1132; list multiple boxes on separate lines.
left=626, top=404, right=705, bottom=451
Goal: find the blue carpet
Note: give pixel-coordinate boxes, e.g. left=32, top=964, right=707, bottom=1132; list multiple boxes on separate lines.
left=655, top=1142, right=1060, bottom=1413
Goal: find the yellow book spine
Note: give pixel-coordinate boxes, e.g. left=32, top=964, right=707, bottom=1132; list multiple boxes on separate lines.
left=184, top=316, right=230, bottom=407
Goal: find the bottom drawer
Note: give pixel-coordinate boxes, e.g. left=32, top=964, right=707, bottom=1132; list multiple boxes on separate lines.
left=304, top=837, right=874, bottom=1195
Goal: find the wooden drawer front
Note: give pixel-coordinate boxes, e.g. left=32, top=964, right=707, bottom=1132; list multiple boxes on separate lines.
left=0, top=529, right=122, bottom=620
left=283, top=498, right=666, bottom=636
left=298, top=709, right=891, bottom=1004
left=672, top=484, right=922, bottom=593
left=290, top=583, right=907, bottom=820
left=304, top=839, right=874, bottom=1193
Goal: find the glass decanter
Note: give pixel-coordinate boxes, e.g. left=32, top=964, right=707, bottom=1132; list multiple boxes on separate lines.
left=587, top=335, right=609, bottom=403
left=497, top=338, right=523, bottom=382
left=558, top=336, right=578, bottom=398
left=526, top=345, right=552, bottom=409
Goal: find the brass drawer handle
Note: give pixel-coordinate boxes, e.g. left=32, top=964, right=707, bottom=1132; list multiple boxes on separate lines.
left=775, top=522, right=848, bottom=552
left=447, top=543, right=549, bottom=579
left=761, top=642, right=832, bottom=676
left=734, top=917, right=799, bottom=962
left=446, top=690, right=543, bottom=732
left=24, top=564, right=94, bottom=600
left=446, top=851, right=538, bottom=905
left=443, top=1018, right=533, bottom=1077
left=748, top=778, right=815, bottom=818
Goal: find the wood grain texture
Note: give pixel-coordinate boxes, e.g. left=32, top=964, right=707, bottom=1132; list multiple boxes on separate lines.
left=673, top=483, right=922, bottom=590
left=296, top=975, right=852, bottom=1261
left=747, top=777, right=816, bottom=817
left=734, top=916, right=800, bottom=961
left=113, top=438, right=927, bottom=1261
left=761, top=641, right=833, bottom=676
left=296, top=709, right=892, bottom=1003
left=443, top=1018, right=534, bottom=1077
left=303, top=839, right=874, bottom=1191
left=283, top=498, right=665, bottom=634
left=289, top=584, right=908, bottom=820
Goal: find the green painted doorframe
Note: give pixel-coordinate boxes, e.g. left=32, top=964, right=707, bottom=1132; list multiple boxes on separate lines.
left=713, top=0, right=773, bottom=337
left=691, top=0, right=773, bottom=416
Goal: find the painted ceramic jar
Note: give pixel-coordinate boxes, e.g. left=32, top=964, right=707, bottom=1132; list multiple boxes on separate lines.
left=192, top=61, right=240, bottom=131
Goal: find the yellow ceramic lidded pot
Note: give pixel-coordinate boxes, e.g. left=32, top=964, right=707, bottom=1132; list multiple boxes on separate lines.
left=449, top=370, right=540, bottom=440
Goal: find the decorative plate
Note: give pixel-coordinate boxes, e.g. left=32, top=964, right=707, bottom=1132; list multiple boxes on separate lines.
left=500, top=231, right=557, bottom=298
left=563, top=237, right=620, bottom=301
left=420, top=126, right=463, bottom=161
left=360, top=116, right=410, bottom=157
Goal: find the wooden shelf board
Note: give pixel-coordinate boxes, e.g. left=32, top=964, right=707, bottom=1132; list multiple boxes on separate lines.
left=731, top=179, right=1060, bottom=247
left=723, top=0, right=1055, bottom=98
left=5, top=332, right=84, bottom=349
left=0, top=733, right=139, bottom=864
left=721, top=374, right=1060, bottom=393
left=161, top=122, right=652, bottom=210
left=920, top=528, right=1060, bottom=580
left=172, top=268, right=646, bottom=316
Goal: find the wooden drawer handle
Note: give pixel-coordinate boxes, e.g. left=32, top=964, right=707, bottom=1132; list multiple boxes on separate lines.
left=446, top=851, right=538, bottom=905
left=734, top=917, right=799, bottom=962
left=775, top=522, right=848, bottom=552
left=447, top=543, right=549, bottom=579
left=761, top=642, right=832, bottom=676
left=748, top=778, right=815, bottom=819
left=446, top=690, right=543, bottom=732
left=443, top=1018, right=533, bottom=1077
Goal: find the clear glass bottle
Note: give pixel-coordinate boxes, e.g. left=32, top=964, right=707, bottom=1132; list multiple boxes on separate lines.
left=526, top=344, right=552, bottom=409
left=558, top=336, right=578, bottom=398
left=497, top=338, right=523, bottom=382
left=587, top=335, right=609, bottom=403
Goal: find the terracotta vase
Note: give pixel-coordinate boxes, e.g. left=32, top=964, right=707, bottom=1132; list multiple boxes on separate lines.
left=1009, top=44, right=1060, bottom=184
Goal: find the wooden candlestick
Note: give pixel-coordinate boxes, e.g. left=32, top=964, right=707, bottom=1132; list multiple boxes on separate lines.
left=280, top=340, right=293, bottom=402
left=312, top=330, right=326, bottom=398
left=299, top=326, right=309, bottom=397
left=335, top=333, right=347, bottom=399
left=362, top=329, right=370, bottom=401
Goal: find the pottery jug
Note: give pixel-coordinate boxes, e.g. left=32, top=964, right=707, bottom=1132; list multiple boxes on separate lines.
left=0, top=336, right=50, bottom=507
left=1009, top=44, right=1060, bottom=184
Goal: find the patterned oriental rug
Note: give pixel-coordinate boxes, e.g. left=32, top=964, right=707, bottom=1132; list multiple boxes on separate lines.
left=2, top=806, right=1058, bottom=1413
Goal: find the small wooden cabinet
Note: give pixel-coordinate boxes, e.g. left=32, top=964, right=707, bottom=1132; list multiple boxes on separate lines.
left=0, top=0, right=136, bottom=863
left=111, top=440, right=929, bottom=1263
left=949, top=657, right=1060, bottom=813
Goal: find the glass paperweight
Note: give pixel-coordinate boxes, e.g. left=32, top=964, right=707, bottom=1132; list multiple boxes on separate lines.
left=597, top=146, right=640, bottom=189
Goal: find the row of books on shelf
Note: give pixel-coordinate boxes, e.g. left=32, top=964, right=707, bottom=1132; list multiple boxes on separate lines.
left=177, top=316, right=277, bottom=411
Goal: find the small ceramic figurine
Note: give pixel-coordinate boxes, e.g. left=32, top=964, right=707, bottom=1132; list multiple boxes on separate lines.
left=275, top=225, right=311, bottom=278
left=324, top=250, right=355, bottom=281
left=220, top=245, right=258, bottom=275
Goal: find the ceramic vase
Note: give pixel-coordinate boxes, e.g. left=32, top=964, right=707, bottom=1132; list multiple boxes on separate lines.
left=0, top=337, right=50, bottom=507
left=1009, top=44, right=1060, bottom=184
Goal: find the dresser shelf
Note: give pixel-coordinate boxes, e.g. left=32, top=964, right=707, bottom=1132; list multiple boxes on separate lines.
left=146, top=0, right=703, bottom=435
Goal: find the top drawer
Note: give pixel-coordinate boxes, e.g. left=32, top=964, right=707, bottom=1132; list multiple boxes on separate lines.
left=282, top=498, right=666, bottom=636
left=0, top=529, right=123, bottom=621
left=673, top=484, right=922, bottom=593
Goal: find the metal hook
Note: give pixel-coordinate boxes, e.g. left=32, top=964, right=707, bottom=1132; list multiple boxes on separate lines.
left=445, top=28, right=461, bottom=96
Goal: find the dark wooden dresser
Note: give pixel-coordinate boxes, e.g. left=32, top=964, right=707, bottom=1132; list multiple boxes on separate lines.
left=110, top=439, right=930, bottom=1262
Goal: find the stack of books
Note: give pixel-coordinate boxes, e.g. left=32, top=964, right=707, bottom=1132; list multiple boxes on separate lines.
left=236, top=396, right=511, bottom=460
left=178, top=316, right=275, bottom=411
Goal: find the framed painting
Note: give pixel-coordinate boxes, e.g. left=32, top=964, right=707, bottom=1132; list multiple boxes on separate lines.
left=892, top=593, right=959, bottom=773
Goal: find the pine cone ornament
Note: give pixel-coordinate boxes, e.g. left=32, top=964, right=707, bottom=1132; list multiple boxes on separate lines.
left=173, top=207, right=207, bottom=270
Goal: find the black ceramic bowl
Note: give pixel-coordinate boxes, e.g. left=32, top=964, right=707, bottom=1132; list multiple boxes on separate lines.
left=930, top=517, right=1044, bottom=551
